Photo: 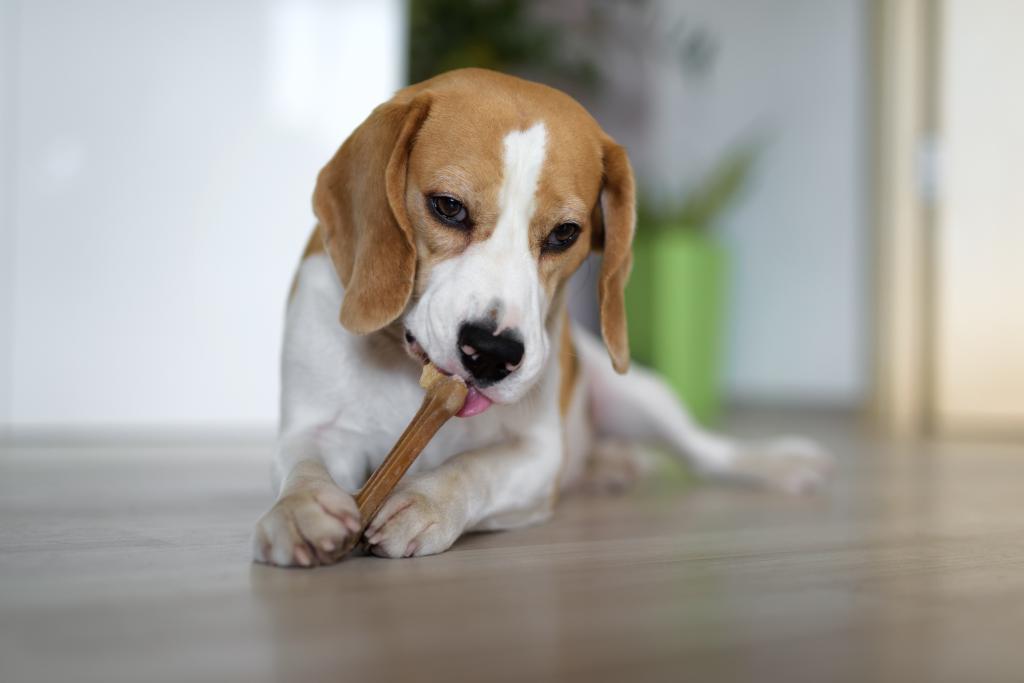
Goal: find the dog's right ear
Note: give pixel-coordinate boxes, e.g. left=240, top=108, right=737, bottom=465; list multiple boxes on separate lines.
left=313, top=94, right=432, bottom=334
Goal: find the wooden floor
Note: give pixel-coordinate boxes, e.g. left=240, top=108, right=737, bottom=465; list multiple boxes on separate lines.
left=2, top=410, right=1023, bottom=683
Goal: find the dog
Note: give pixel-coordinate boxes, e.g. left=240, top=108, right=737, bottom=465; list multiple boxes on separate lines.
left=252, top=69, right=830, bottom=567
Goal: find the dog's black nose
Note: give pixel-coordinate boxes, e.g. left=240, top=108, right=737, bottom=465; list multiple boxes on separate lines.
left=458, top=321, right=524, bottom=385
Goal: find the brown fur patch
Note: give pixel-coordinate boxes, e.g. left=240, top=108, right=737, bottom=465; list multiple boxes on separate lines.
left=594, top=141, right=636, bottom=373
left=558, top=309, right=579, bottom=418
left=313, top=95, right=431, bottom=334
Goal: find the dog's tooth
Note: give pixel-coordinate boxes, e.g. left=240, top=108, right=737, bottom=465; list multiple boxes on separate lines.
left=461, top=345, right=476, bottom=356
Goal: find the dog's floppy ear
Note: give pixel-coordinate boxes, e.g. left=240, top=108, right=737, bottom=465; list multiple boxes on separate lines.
left=593, top=137, right=636, bottom=374
left=313, top=94, right=431, bottom=334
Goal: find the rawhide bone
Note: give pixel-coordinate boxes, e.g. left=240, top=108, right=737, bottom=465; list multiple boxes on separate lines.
left=338, top=364, right=468, bottom=557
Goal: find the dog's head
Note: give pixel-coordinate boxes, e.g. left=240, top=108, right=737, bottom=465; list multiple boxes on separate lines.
left=313, top=69, right=634, bottom=415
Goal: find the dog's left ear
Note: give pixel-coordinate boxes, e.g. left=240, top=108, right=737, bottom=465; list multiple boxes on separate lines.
left=593, top=137, right=636, bottom=374
left=313, top=94, right=431, bottom=334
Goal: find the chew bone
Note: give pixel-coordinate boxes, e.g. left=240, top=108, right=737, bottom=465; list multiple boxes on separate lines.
left=338, top=364, right=468, bottom=557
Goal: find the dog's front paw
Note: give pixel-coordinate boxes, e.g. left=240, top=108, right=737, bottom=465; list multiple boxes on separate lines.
left=733, top=436, right=834, bottom=495
left=252, top=484, right=361, bottom=567
left=364, top=488, right=464, bottom=559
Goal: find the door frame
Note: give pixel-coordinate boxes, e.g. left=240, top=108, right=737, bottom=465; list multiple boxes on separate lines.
left=869, top=0, right=939, bottom=437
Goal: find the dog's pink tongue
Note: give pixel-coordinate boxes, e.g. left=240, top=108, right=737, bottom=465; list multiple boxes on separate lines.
left=457, top=386, right=493, bottom=418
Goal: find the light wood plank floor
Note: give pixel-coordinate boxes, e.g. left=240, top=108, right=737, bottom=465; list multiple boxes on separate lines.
left=2, top=410, right=1023, bottom=683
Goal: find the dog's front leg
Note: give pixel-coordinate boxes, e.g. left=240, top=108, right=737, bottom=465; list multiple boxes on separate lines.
left=365, top=429, right=562, bottom=558
left=252, top=458, right=362, bottom=567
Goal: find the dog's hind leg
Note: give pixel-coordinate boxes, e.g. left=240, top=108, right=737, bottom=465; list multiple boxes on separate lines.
left=575, top=437, right=653, bottom=493
left=574, top=326, right=832, bottom=494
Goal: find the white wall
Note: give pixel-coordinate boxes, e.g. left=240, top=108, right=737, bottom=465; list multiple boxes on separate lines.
left=1, top=0, right=406, bottom=429
left=1, top=1, right=16, bottom=426
left=643, top=0, right=869, bottom=405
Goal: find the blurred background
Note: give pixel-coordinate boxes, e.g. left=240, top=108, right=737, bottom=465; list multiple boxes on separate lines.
left=0, top=0, right=1021, bottom=439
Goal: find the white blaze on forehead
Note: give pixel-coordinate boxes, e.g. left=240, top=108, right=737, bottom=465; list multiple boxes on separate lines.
left=498, top=123, right=548, bottom=226
left=486, top=122, right=548, bottom=332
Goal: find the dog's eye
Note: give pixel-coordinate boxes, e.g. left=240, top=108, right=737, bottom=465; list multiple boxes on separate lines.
left=429, top=195, right=469, bottom=228
left=543, top=223, right=581, bottom=252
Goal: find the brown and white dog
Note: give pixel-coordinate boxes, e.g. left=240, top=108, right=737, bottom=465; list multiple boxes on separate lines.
left=252, top=69, right=829, bottom=567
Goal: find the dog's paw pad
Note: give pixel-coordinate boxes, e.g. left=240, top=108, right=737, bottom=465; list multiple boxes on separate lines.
left=252, top=484, right=360, bottom=567
left=364, top=489, right=460, bottom=559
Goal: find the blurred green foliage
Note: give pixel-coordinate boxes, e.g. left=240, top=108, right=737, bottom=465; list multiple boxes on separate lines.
left=407, top=0, right=598, bottom=88
left=637, top=142, right=761, bottom=233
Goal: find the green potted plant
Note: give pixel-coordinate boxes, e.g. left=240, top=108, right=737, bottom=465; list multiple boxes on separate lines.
left=627, top=143, right=758, bottom=425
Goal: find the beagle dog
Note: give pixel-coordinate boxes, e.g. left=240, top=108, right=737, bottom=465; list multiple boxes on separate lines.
left=253, top=69, right=829, bottom=567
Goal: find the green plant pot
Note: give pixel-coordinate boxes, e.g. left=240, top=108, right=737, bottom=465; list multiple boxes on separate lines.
left=626, top=228, right=728, bottom=425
